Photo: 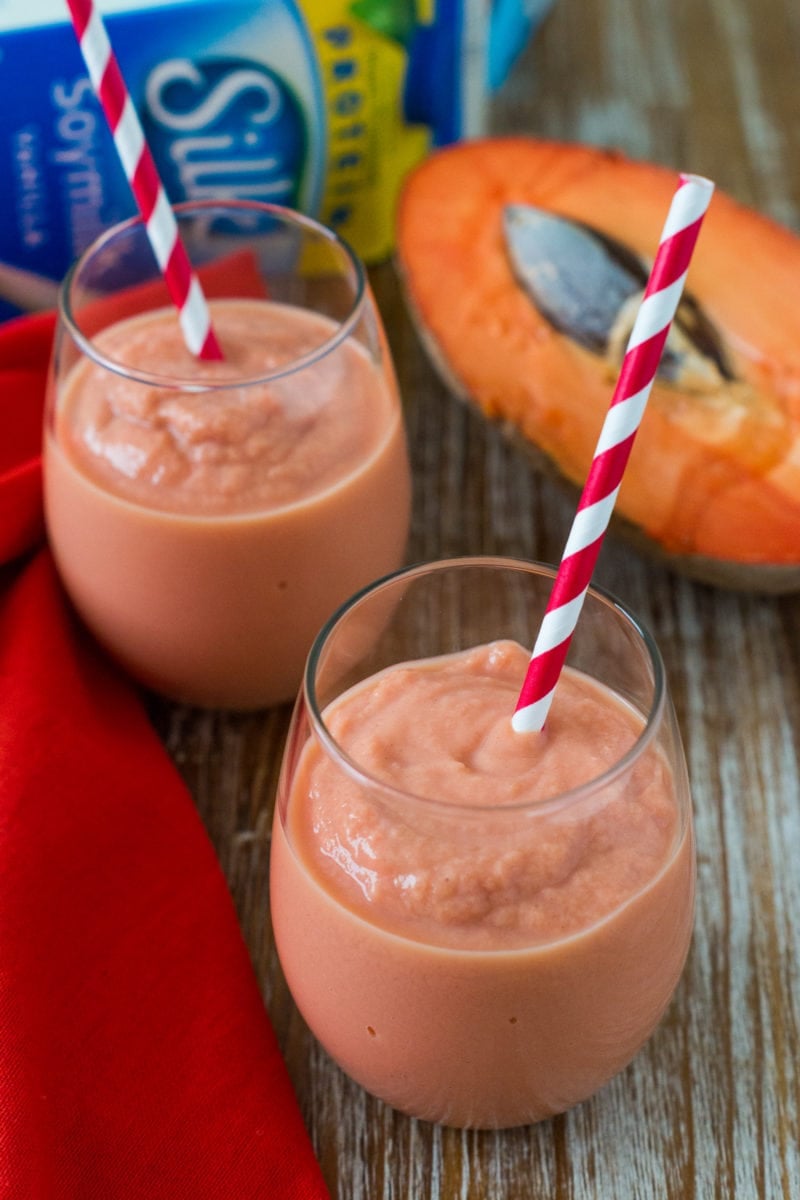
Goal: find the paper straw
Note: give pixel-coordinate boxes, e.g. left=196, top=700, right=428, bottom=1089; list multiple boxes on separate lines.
left=66, top=0, right=223, bottom=360
left=512, top=173, right=714, bottom=734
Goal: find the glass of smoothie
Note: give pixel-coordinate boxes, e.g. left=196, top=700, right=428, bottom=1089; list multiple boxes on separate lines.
left=270, top=556, right=695, bottom=1128
left=44, top=201, right=411, bottom=709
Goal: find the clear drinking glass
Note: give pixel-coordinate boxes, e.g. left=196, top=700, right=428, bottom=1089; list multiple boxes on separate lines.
left=43, top=200, right=410, bottom=709
left=270, top=556, right=695, bottom=1128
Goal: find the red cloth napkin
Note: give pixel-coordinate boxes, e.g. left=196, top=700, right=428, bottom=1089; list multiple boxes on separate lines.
left=0, top=312, right=329, bottom=1198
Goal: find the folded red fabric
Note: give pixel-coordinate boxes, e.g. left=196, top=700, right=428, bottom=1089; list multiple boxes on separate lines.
left=0, top=312, right=329, bottom=1198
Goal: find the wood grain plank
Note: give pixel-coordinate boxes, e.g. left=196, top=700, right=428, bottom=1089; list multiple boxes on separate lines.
left=148, top=1, right=800, bottom=1195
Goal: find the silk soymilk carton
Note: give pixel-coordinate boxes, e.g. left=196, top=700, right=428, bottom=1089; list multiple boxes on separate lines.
left=0, top=0, right=552, bottom=323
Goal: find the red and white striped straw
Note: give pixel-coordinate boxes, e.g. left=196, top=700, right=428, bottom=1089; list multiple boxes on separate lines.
left=512, top=173, right=714, bottom=734
left=66, top=0, right=223, bottom=361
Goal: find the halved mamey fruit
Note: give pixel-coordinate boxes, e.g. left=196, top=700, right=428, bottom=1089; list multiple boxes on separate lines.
left=396, top=138, right=800, bottom=591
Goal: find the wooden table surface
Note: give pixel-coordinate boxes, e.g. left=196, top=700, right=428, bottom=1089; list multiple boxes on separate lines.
left=151, top=1, right=800, bottom=1195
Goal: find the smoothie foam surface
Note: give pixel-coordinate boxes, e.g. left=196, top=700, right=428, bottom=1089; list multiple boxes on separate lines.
left=289, top=640, right=682, bottom=951
left=55, top=299, right=398, bottom=516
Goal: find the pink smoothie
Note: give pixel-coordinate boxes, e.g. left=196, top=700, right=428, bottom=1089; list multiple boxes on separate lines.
left=271, top=641, right=695, bottom=1127
left=44, top=298, right=410, bottom=708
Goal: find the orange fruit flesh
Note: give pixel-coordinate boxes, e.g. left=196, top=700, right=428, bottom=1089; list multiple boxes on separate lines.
left=396, top=139, right=800, bottom=565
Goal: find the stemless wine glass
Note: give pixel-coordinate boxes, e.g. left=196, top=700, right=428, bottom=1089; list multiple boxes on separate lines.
left=270, top=557, right=696, bottom=1129
left=43, top=200, right=410, bottom=709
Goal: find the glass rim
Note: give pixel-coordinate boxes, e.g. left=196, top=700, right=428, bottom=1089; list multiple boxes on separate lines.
left=59, top=198, right=368, bottom=391
left=303, top=555, right=670, bottom=819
